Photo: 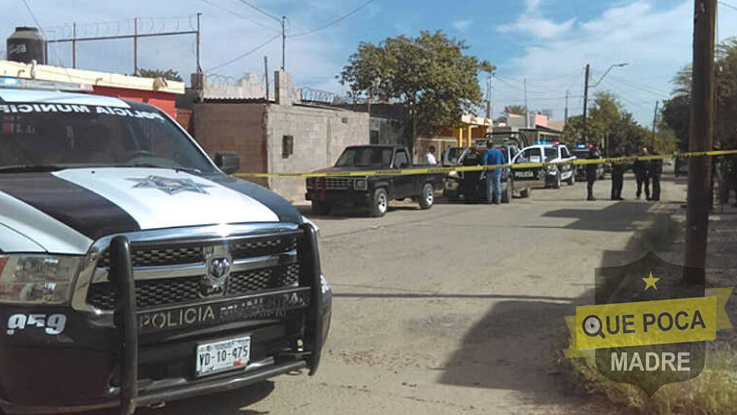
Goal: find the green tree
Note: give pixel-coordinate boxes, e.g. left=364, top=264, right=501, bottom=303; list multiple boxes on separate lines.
left=661, top=38, right=737, bottom=152
left=506, top=105, right=526, bottom=115
left=340, top=31, right=494, bottom=149
left=563, top=92, right=649, bottom=155
left=137, top=68, right=183, bottom=82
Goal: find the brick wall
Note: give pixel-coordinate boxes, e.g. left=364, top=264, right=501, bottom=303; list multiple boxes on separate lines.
left=192, top=103, right=268, bottom=187
left=265, top=104, right=370, bottom=202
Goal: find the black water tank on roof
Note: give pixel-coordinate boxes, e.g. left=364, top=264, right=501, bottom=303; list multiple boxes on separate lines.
left=7, top=26, right=46, bottom=64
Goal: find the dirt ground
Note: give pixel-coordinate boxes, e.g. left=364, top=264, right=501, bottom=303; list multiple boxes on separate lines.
left=117, top=168, right=716, bottom=415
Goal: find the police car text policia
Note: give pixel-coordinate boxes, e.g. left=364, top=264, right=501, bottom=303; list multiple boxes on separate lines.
left=0, top=79, right=332, bottom=414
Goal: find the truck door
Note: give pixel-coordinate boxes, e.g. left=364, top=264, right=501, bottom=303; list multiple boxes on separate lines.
left=392, top=149, right=413, bottom=198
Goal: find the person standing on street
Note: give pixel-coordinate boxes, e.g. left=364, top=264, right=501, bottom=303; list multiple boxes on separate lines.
left=483, top=142, right=505, bottom=204
left=610, top=147, right=625, bottom=200
left=426, top=146, right=438, bottom=165
left=633, top=146, right=651, bottom=200
left=650, top=150, right=663, bottom=201
left=586, top=144, right=600, bottom=201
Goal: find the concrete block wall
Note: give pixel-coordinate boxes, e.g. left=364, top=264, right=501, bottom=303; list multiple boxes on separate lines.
left=192, top=103, right=268, bottom=187
left=266, top=104, right=370, bottom=202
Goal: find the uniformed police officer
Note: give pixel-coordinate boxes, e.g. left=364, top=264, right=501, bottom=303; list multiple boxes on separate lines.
left=586, top=144, right=600, bottom=201
left=610, top=147, right=625, bottom=200
left=650, top=151, right=663, bottom=201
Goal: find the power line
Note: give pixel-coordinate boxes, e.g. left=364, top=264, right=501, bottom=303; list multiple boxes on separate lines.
left=197, top=0, right=279, bottom=31
left=289, top=0, right=379, bottom=38
left=719, top=1, right=737, bottom=11
left=234, top=0, right=281, bottom=23
left=206, top=33, right=280, bottom=73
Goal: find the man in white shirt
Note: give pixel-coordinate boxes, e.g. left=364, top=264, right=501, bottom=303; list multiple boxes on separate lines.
left=426, top=146, right=438, bottom=165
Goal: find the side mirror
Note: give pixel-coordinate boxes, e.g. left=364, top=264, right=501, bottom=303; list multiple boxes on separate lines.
left=215, top=151, right=240, bottom=175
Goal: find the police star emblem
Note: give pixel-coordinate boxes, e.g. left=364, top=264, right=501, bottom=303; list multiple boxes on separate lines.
left=127, top=175, right=214, bottom=195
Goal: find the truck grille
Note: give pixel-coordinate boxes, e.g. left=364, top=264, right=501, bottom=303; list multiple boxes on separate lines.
left=85, top=232, right=302, bottom=311
left=306, top=177, right=353, bottom=190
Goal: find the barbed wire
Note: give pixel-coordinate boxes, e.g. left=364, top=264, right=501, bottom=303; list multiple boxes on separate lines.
left=45, top=14, right=199, bottom=40
left=299, top=87, right=349, bottom=104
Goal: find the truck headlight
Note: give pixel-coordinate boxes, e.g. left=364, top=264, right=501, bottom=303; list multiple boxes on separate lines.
left=354, top=178, right=368, bottom=190
left=448, top=171, right=459, bottom=178
left=0, top=255, right=81, bottom=304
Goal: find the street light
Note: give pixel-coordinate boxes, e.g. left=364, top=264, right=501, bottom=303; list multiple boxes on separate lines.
left=591, top=63, right=629, bottom=88
left=582, top=62, right=629, bottom=147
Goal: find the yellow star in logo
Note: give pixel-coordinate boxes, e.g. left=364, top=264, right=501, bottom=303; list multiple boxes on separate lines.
left=642, top=272, right=660, bottom=291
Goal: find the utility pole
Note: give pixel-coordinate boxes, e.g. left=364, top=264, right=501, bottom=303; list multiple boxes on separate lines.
left=582, top=64, right=590, bottom=142
left=651, top=101, right=659, bottom=146
left=133, top=18, right=138, bottom=75
left=486, top=76, right=492, bottom=130
left=524, top=78, right=528, bottom=128
left=281, top=16, right=286, bottom=71
left=264, top=56, right=269, bottom=101
left=564, top=89, right=569, bottom=124
left=72, top=23, right=76, bottom=69
left=196, top=13, right=202, bottom=73
left=685, top=0, right=716, bottom=285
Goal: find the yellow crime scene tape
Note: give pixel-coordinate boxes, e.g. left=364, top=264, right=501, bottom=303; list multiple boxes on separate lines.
left=234, top=149, right=737, bottom=179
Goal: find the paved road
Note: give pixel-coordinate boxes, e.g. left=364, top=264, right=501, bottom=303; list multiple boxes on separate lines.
left=133, top=172, right=685, bottom=415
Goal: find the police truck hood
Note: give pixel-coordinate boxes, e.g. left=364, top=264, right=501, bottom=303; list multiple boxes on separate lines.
left=0, top=167, right=302, bottom=255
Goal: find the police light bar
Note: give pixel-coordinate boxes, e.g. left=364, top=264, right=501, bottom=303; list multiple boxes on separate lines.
left=576, top=144, right=586, bottom=149
left=0, top=77, right=93, bottom=93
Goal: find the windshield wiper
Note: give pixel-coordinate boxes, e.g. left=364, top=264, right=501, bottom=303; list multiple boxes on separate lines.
left=120, top=163, right=202, bottom=174
left=0, top=164, right=64, bottom=173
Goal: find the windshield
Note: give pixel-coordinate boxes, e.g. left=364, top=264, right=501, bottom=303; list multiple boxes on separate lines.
left=544, top=147, right=558, bottom=161
left=0, top=103, right=215, bottom=172
left=444, top=147, right=467, bottom=166
left=335, top=147, right=393, bottom=168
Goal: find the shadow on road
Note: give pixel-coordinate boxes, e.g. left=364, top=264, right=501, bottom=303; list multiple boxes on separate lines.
left=435, top=200, right=684, bottom=408
left=527, top=201, right=653, bottom=232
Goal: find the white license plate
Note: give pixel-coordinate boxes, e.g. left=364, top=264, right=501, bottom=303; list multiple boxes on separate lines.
left=516, top=171, right=534, bottom=178
left=195, top=336, right=251, bottom=377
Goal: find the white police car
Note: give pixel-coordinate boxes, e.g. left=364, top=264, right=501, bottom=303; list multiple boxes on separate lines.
left=511, top=142, right=576, bottom=189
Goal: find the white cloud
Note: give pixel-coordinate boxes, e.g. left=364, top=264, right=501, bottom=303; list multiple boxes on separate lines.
left=525, top=0, right=544, bottom=11
left=452, top=20, right=473, bottom=31
left=498, top=16, right=575, bottom=39
left=491, top=0, right=737, bottom=125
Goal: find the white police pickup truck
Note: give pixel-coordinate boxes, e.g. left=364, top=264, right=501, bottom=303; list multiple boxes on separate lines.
left=511, top=143, right=576, bottom=189
left=0, top=78, right=331, bottom=414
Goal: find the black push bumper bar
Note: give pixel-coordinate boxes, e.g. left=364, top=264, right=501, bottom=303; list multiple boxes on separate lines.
left=103, top=223, right=326, bottom=415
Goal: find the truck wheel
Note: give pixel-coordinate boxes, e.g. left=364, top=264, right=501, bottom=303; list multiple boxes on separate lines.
left=311, top=201, right=330, bottom=215
left=419, top=183, right=434, bottom=210
left=567, top=173, right=575, bottom=186
left=370, top=188, right=389, bottom=217
left=520, top=187, right=531, bottom=198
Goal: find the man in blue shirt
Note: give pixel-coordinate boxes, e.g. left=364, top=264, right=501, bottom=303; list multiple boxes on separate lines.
left=483, top=141, right=505, bottom=204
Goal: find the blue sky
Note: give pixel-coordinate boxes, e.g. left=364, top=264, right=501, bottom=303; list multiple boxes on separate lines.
left=5, top=0, right=737, bottom=126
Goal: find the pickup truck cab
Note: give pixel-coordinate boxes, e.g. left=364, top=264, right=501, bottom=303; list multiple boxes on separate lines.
left=511, top=143, right=576, bottom=189
left=305, top=145, right=442, bottom=217
left=0, top=79, right=331, bottom=414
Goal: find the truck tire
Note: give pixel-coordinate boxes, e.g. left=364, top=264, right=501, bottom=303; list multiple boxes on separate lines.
left=370, top=188, right=389, bottom=217
left=418, top=183, right=434, bottom=210
left=311, top=201, right=331, bottom=215
left=520, top=187, right=531, bottom=198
